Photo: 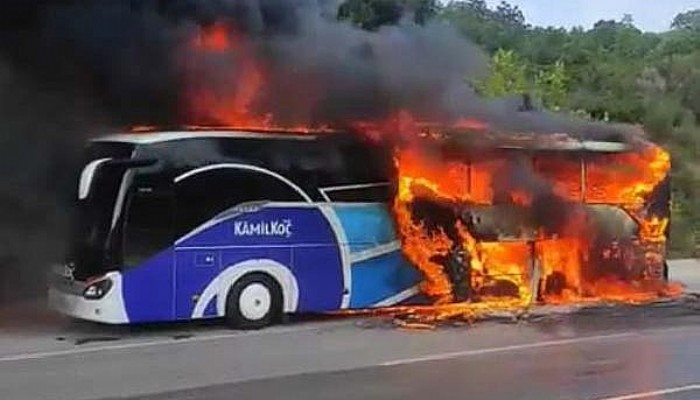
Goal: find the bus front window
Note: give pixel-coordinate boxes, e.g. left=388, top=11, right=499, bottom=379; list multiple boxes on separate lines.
left=69, top=164, right=128, bottom=279
left=67, top=142, right=135, bottom=280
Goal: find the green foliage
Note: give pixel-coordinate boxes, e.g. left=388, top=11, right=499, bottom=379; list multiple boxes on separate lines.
left=655, top=29, right=700, bottom=58
left=337, top=0, right=438, bottom=30
left=441, top=0, right=527, bottom=52
left=642, top=97, right=686, bottom=139
left=476, top=49, right=528, bottom=97
left=477, top=50, right=569, bottom=111
left=534, top=60, right=568, bottom=110
left=672, top=9, right=700, bottom=31
left=338, top=0, right=402, bottom=30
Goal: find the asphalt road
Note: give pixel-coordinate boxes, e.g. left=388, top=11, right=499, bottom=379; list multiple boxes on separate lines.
left=0, top=260, right=698, bottom=400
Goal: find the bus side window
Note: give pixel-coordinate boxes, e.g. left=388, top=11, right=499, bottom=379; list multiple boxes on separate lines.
left=314, top=135, right=394, bottom=203
left=323, top=184, right=392, bottom=203
left=123, top=190, right=174, bottom=268
left=339, top=139, right=393, bottom=184
left=174, top=168, right=307, bottom=239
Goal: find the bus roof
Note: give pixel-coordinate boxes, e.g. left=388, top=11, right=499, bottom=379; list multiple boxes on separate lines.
left=92, top=130, right=319, bottom=145
left=441, top=131, right=633, bottom=153
left=92, top=128, right=633, bottom=153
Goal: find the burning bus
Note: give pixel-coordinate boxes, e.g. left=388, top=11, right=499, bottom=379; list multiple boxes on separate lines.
left=394, top=126, right=674, bottom=312
left=48, top=123, right=675, bottom=328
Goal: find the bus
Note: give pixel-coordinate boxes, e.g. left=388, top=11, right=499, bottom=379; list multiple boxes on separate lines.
left=49, top=129, right=422, bottom=329
left=49, top=128, right=671, bottom=328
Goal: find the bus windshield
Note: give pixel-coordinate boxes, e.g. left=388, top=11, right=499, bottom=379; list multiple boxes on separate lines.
left=67, top=142, right=135, bottom=280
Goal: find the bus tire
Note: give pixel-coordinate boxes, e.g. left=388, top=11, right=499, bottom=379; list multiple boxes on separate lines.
left=224, top=273, right=283, bottom=330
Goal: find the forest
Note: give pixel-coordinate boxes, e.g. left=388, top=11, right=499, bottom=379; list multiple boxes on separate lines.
left=339, top=0, right=700, bottom=257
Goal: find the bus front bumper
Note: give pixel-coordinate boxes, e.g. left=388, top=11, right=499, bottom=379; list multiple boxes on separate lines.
left=48, top=267, right=129, bottom=324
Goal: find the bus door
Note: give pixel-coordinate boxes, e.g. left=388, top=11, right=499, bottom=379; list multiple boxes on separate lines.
left=173, top=170, right=243, bottom=319
left=120, top=184, right=176, bottom=322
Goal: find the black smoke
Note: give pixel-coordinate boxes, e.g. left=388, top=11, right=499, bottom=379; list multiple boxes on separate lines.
left=0, top=0, right=486, bottom=127
left=1, top=0, right=644, bottom=132
left=0, top=57, right=104, bottom=304
left=0, top=0, right=640, bottom=304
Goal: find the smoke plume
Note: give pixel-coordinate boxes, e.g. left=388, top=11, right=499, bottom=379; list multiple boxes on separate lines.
left=1, top=0, right=642, bottom=134
left=0, top=57, right=106, bottom=303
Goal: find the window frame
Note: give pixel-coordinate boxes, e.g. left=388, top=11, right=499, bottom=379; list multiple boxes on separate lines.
left=121, top=187, right=175, bottom=268
left=172, top=164, right=311, bottom=240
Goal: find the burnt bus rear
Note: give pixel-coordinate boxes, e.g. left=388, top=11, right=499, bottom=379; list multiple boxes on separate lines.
left=412, top=131, right=671, bottom=301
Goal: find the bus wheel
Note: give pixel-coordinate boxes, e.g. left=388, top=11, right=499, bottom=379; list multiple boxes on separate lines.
left=225, top=273, right=283, bottom=330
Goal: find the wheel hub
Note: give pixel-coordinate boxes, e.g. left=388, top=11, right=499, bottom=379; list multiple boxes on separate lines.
left=238, top=283, right=272, bottom=321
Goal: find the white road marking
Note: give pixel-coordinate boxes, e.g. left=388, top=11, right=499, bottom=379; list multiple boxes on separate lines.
left=380, top=332, right=636, bottom=367
left=593, top=384, right=700, bottom=400
left=0, top=323, right=335, bottom=364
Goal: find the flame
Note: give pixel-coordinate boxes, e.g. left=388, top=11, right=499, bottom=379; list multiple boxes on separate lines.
left=390, top=119, right=677, bottom=322
left=183, top=22, right=335, bottom=134
left=639, top=216, right=669, bottom=244
left=194, top=23, right=232, bottom=53
left=393, top=198, right=454, bottom=300
left=129, top=125, right=159, bottom=133
left=585, top=144, right=671, bottom=206
left=187, top=22, right=267, bottom=127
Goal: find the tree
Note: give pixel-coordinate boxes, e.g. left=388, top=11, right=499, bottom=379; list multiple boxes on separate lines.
left=337, top=0, right=438, bottom=30
left=407, top=0, right=438, bottom=25
left=672, top=9, right=700, bottom=31
left=621, top=14, right=634, bottom=28
left=493, top=1, right=525, bottom=27
left=665, top=52, right=700, bottom=120
left=655, top=25, right=700, bottom=59
left=520, top=27, right=570, bottom=66
left=534, top=60, right=568, bottom=110
left=337, top=0, right=402, bottom=30
left=476, top=49, right=528, bottom=97
left=440, top=0, right=527, bottom=52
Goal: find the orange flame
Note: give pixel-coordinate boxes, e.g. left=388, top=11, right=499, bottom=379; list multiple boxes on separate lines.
left=389, top=118, right=677, bottom=320
left=194, top=23, right=232, bottom=53
left=188, top=22, right=267, bottom=127
left=183, top=22, right=334, bottom=134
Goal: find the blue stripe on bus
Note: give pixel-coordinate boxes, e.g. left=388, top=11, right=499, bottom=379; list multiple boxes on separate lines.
left=332, top=204, right=397, bottom=253
left=349, top=250, right=421, bottom=308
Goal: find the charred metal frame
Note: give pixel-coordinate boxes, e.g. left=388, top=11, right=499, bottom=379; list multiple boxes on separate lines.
left=425, top=131, right=671, bottom=303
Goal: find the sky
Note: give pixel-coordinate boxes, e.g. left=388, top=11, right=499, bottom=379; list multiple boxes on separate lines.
left=484, top=0, right=700, bottom=32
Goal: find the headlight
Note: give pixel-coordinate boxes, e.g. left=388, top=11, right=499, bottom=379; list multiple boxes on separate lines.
left=83, top=279, right=113, bottom=300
